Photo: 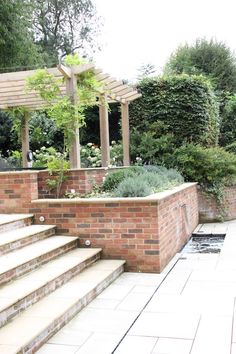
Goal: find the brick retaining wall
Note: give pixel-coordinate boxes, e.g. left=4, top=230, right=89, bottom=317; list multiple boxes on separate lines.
left=31, top=183, right=198, bottom=272
left=198, top=186, right=236, bottom=222
left=0, top=170, right=198, bottom=272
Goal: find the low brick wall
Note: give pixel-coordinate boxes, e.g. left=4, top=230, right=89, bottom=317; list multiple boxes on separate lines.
left=31, top=183, right=198, bottom=273
left=0, top=170, right=198, bottom=272
left=198, top=185, right=236, bottom=222
left=38, top=167, right=122, bottom=198
left=0, top=171, right=38, bottom=213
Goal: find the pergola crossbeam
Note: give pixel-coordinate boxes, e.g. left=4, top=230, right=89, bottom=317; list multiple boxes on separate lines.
left=0, top=63, right=142, bottom=169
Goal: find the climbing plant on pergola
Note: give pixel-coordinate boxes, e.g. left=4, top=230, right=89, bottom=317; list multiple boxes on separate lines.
left=0, top=62, right=141, bottom=168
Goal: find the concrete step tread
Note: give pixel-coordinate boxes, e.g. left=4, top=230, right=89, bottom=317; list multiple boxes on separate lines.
left=0, top=236, right=78, bottom=275
left=0, top=248, right=102, bottom=313
left=0, top=225, right=56, bottom=247
left=0, top=214, right=33, bottom=226
left=0, top=260, right=125, bottom=352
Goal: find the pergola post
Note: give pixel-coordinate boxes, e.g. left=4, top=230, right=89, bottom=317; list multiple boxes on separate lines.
left=66, top=68, right=81, bottom=169
left=121, top=102, right=130, bottom=166
left=21, top=111, right=30, bottom=168
left=99, top=97, right=110, bottom=167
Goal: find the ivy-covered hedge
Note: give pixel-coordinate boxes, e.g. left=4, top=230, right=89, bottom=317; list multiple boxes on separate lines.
left=129, top=75, right=220, bottom=146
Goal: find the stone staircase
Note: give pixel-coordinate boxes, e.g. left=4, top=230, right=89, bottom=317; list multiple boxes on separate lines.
left=0, top=214, right=125, bottom=354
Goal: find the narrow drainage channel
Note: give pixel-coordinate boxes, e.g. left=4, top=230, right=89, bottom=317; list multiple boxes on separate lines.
left=182, top=232, right=226, bottom=254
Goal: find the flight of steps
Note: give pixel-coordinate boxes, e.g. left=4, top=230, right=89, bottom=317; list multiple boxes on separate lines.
left=0, top=214, right=125, bottom=354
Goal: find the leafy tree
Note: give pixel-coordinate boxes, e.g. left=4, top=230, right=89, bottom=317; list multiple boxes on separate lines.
left=0, top=0, right=44, bottom=70
left=32, top=0, right=101, bottom=64
left=137, top=63, right=156, bottom=81
left=165, top=39, right=236, bottom=93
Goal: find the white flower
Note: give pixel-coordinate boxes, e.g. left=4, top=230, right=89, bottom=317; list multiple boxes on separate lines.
left=70, top=189, right=75, bottom=194
left=87, top=143, right=93, bottom=147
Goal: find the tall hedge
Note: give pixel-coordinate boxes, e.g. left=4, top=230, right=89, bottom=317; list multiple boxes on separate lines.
left=129, top=75, right=220, bottom=146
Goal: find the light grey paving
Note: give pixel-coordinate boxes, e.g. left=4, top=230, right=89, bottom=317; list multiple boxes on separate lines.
left=129, top=312, right=200, bottom=339
left=37, top=220, right=236, bottom=354
left=75, top=333, right=123, bottom=354
left=191, top=315, right=232, bottom=354
left=114, top=335, right=157, bottom=354
left=152, top=338, right=192, bottom=354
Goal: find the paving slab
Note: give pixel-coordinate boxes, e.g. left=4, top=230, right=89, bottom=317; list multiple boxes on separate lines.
left=37, top=220, right=236, bottom=354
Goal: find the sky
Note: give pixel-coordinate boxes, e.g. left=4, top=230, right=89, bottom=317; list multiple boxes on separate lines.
left=93, top=0, right=236, bottom=81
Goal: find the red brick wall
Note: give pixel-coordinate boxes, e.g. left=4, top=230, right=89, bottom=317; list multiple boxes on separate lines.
left=0, top=171, right=38, bottom=213
left=0, top=170, right=198, bottom=272
left=198, top=185, right=236, bottom=222
left=31, top=183, right=198, bottom=272
left=38, top=168, right=121, bottom=198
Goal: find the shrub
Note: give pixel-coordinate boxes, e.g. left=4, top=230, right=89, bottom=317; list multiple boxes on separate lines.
left=129, top=75, right=220, bottom=147
left=102, top=166, right=145, bottom=192
left=168, top=144, right=236, bottom=189
left=111, top=166, right=184, bottom=197
left=80, top=143, right=102, bottom=168
left=33, top=146, right=59, bottom=167
left=113, top=177, right=152, bottom=197
left=130, top=130, right=175, bottom=165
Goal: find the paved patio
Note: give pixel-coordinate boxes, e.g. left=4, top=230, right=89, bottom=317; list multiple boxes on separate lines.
left=37, top=220, right=236, bottom=354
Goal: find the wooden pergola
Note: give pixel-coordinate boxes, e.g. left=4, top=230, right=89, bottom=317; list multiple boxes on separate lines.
left=0, top=63, right=141, bottom=168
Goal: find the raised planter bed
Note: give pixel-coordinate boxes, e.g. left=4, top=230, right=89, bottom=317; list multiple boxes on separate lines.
left=0, top=170, right=198, bottom=272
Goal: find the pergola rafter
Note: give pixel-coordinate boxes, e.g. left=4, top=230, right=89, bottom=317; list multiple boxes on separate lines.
left=0, top=63, right=141, bottom=168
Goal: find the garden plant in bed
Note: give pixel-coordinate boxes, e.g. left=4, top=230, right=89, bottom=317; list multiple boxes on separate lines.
left=78, top=165, right=184, bottom=199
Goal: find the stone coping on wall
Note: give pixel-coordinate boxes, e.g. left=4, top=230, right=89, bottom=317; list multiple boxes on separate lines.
left=31, top=182, right=197, bottom=204
left=0, top=170, right=40, bottom=175
left=0, top=166, right=125, bottom=176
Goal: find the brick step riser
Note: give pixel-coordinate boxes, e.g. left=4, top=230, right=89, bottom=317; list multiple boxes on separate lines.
left=0, top=228, right=56, bottom=256
left=0, top=240, right=78, bottom=286
left=0, top=218, right=32, bottom=234
left=0, top=252, right=101, bottom=328
left=21, top=264, right=124, bottom=354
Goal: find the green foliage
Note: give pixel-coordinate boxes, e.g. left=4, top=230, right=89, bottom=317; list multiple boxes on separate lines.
left=1, top=150, right=22, bottom=168
left=0, top=111, right=15, bottom=156
left=102, top=165, right=184, bottom=197
left=113, top=167, right=184, bottom=197
left=225, top=142, right=236, bottom=154
left=114, top=177, right=153, bottom=197
left=46, top=152, right=70, bottom=198
left=80, top=141, right=123, bottom=168
left=80, top=143, right=102, bottom=168
left=220, top=95, right=236, bottom=146
left=7, top=107, right=31, bottom=144
left=29, top=113, right=64, bottom=151
left=27, top=70, right=61, bottom=102
left=129, top=75, right=220, bottom=147
left=130, top=129, right=175, bottom=165
left=26, top=54, right=102, bottom=150
left=168, top=144, right=236, bottom=189
left=81, top=104, right=121, bottom=145
left=102, top=167, right=144, bottom=192
left=165, top=38, right=236, bottom=93
left=0, top=0, right=44, bottom=70
left=33, top=146, right=60, bottom=167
